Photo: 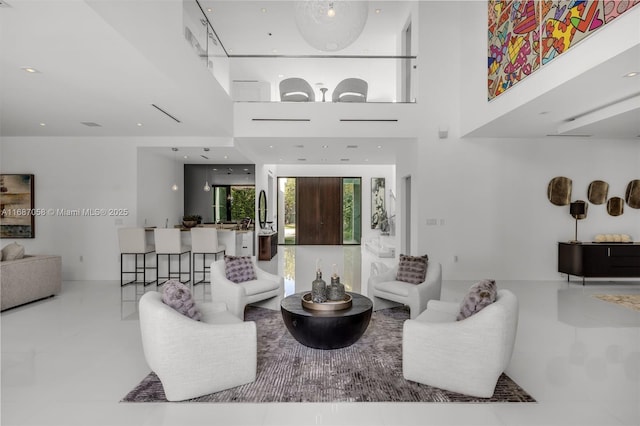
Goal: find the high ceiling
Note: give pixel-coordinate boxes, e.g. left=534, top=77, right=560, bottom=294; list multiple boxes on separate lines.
left=0, top=0, right=638, bottom=169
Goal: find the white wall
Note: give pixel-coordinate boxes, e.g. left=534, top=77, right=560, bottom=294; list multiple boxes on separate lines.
left=137, top=148, right=183, bottom=229
left=0, top=137, right=233, bottom=280
left=402, top=1, right=640, bottom=281
left=0, top=137, right=137, bottom=280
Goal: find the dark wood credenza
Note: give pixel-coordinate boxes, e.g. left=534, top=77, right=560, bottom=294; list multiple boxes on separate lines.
left=258, top=232, right=278, bottom=261
left=558, top=242, right=640, bottom=284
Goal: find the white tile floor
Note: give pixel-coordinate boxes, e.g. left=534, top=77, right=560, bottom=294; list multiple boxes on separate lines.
left=2, top=246, right=639, bottom=426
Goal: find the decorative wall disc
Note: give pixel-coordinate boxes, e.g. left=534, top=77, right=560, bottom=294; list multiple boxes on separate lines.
left=625, top=180, right=640, bottom=209
left=587, top=180, right=609, bottom=205
left=547, top=176, right=572, bottom=206
left=607, top=197, right=625, bottom=216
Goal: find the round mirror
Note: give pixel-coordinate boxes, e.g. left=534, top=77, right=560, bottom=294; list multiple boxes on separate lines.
left=258, top=190, right=267, bottom=229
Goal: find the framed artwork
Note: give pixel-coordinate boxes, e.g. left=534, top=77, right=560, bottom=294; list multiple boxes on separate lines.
left=371, top=177, right=385, bottom=229
left=0, top=174, right=35, bottom=238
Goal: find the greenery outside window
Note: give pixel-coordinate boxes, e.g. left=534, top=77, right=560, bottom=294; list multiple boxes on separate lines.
left=212, top=185, right=255, bottom=223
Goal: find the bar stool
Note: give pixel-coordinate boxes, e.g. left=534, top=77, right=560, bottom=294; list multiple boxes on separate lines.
left=118, top=227, right=157, bottom=290
left=154, top=228, right=191, bottom=286
left=191, top=227, right=226, bottom=289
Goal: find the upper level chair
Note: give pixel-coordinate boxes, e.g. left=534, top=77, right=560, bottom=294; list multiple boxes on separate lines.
left=117, top=227, right=156, bottom=289
left=402, top=289, right=519, bottom=397
left=211, top=256, right=284, bottom=319
left=191, top=227, right=226, bottom=288
left=279, top=77, right=315, bottom=102
left=138, top=291, right=257, bottom=401
left=367, top=260, right=442, bottom=319
left=332, top=78, right=368, bottom=102
left=154, top=228, right=191, bottom=286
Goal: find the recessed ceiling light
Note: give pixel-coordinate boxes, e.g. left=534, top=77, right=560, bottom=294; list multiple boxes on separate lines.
left=39, top=122, right=46, bottom=126
left=136, top=122, right=143, bottom=126
left=623, top=71, right=639, bottom=77
left=243, top=168, right=249, bottom=171
left=183, top=155, right=188, bottom=159
left=224, top=155, right=228, bottom=159
left=261, top=7, right=267, bottom=13
left=278, top=74, right=284, bottom=78
left=207, top=7, right=213, bottom=12
left=322, top=144, right=329, bottom=148
left=279, top=158, right=283, bottom=161
left=272, top=49, right=278, bottom=53
left=377, top=145, right=382, bottom=149
left=212, top=168, right=218, bottom=171
left=375, top=9, right=382, bottom=14
left=21, top=67, right=40, bottom=73
left=269, top=145, right=274, bottom=148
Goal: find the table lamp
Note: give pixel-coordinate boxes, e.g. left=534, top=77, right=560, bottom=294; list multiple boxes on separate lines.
left=569, top=201, right=587, bottom=243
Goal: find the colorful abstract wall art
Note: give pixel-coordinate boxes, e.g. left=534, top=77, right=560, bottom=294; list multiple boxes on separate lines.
left=488, top=0, right=640, bottom=100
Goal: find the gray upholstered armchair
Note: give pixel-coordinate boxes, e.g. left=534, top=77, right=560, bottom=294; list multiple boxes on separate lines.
left=367, top=261, right=442, bottom=319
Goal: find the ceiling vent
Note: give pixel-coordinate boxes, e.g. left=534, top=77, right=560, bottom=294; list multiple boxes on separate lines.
left=81, top=122, right=102, bottom=127
left=200, top=155, right=209, bottom=160
left=151, top=104, right=181, bottom=123
left=346, top=145, right=358, bottom=149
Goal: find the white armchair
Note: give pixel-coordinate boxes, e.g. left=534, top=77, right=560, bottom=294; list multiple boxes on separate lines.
left=367, top=261, right=442, bottom=319
left=138, top=291, right=257, bottom=401
left=403, top=289, right=519, bottom=398
left=211, top=256, right=284, bottom=319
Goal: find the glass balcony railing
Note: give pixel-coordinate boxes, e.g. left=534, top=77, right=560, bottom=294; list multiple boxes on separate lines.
left=183, top=0, right=230, bottom=94
left=183, top=0, right=417, bottom=104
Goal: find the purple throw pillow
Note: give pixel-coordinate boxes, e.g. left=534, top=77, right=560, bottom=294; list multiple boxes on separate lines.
left=457, top=279, right=497, bottom=321
left=396, top=254, right=429, bottom=284
left=224, top=255, right=257, bottom=283
left=161, top=280, right=201, bottom=321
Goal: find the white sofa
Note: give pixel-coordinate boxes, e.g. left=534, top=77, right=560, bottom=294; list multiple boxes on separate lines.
left=210, top=256, right=284, bottom=319
left=367, top=261, right=442, bottom=319
left=1, top=255, right=61, bottom=311
left=402, top=289, right=519, bottom=397
left=138, top=291, right=257, bottom=401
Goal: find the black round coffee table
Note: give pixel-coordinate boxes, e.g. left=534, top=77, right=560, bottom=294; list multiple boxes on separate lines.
left=281, top=292, right=373, bottom=350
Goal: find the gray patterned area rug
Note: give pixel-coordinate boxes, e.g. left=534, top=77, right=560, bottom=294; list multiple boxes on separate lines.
left=122, top=306, right=535, bottom=403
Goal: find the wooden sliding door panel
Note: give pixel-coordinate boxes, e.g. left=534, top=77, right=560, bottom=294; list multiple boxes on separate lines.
left=297, top=177, right=320, bottom=245
left=318, top=177, right=342, bottom=245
